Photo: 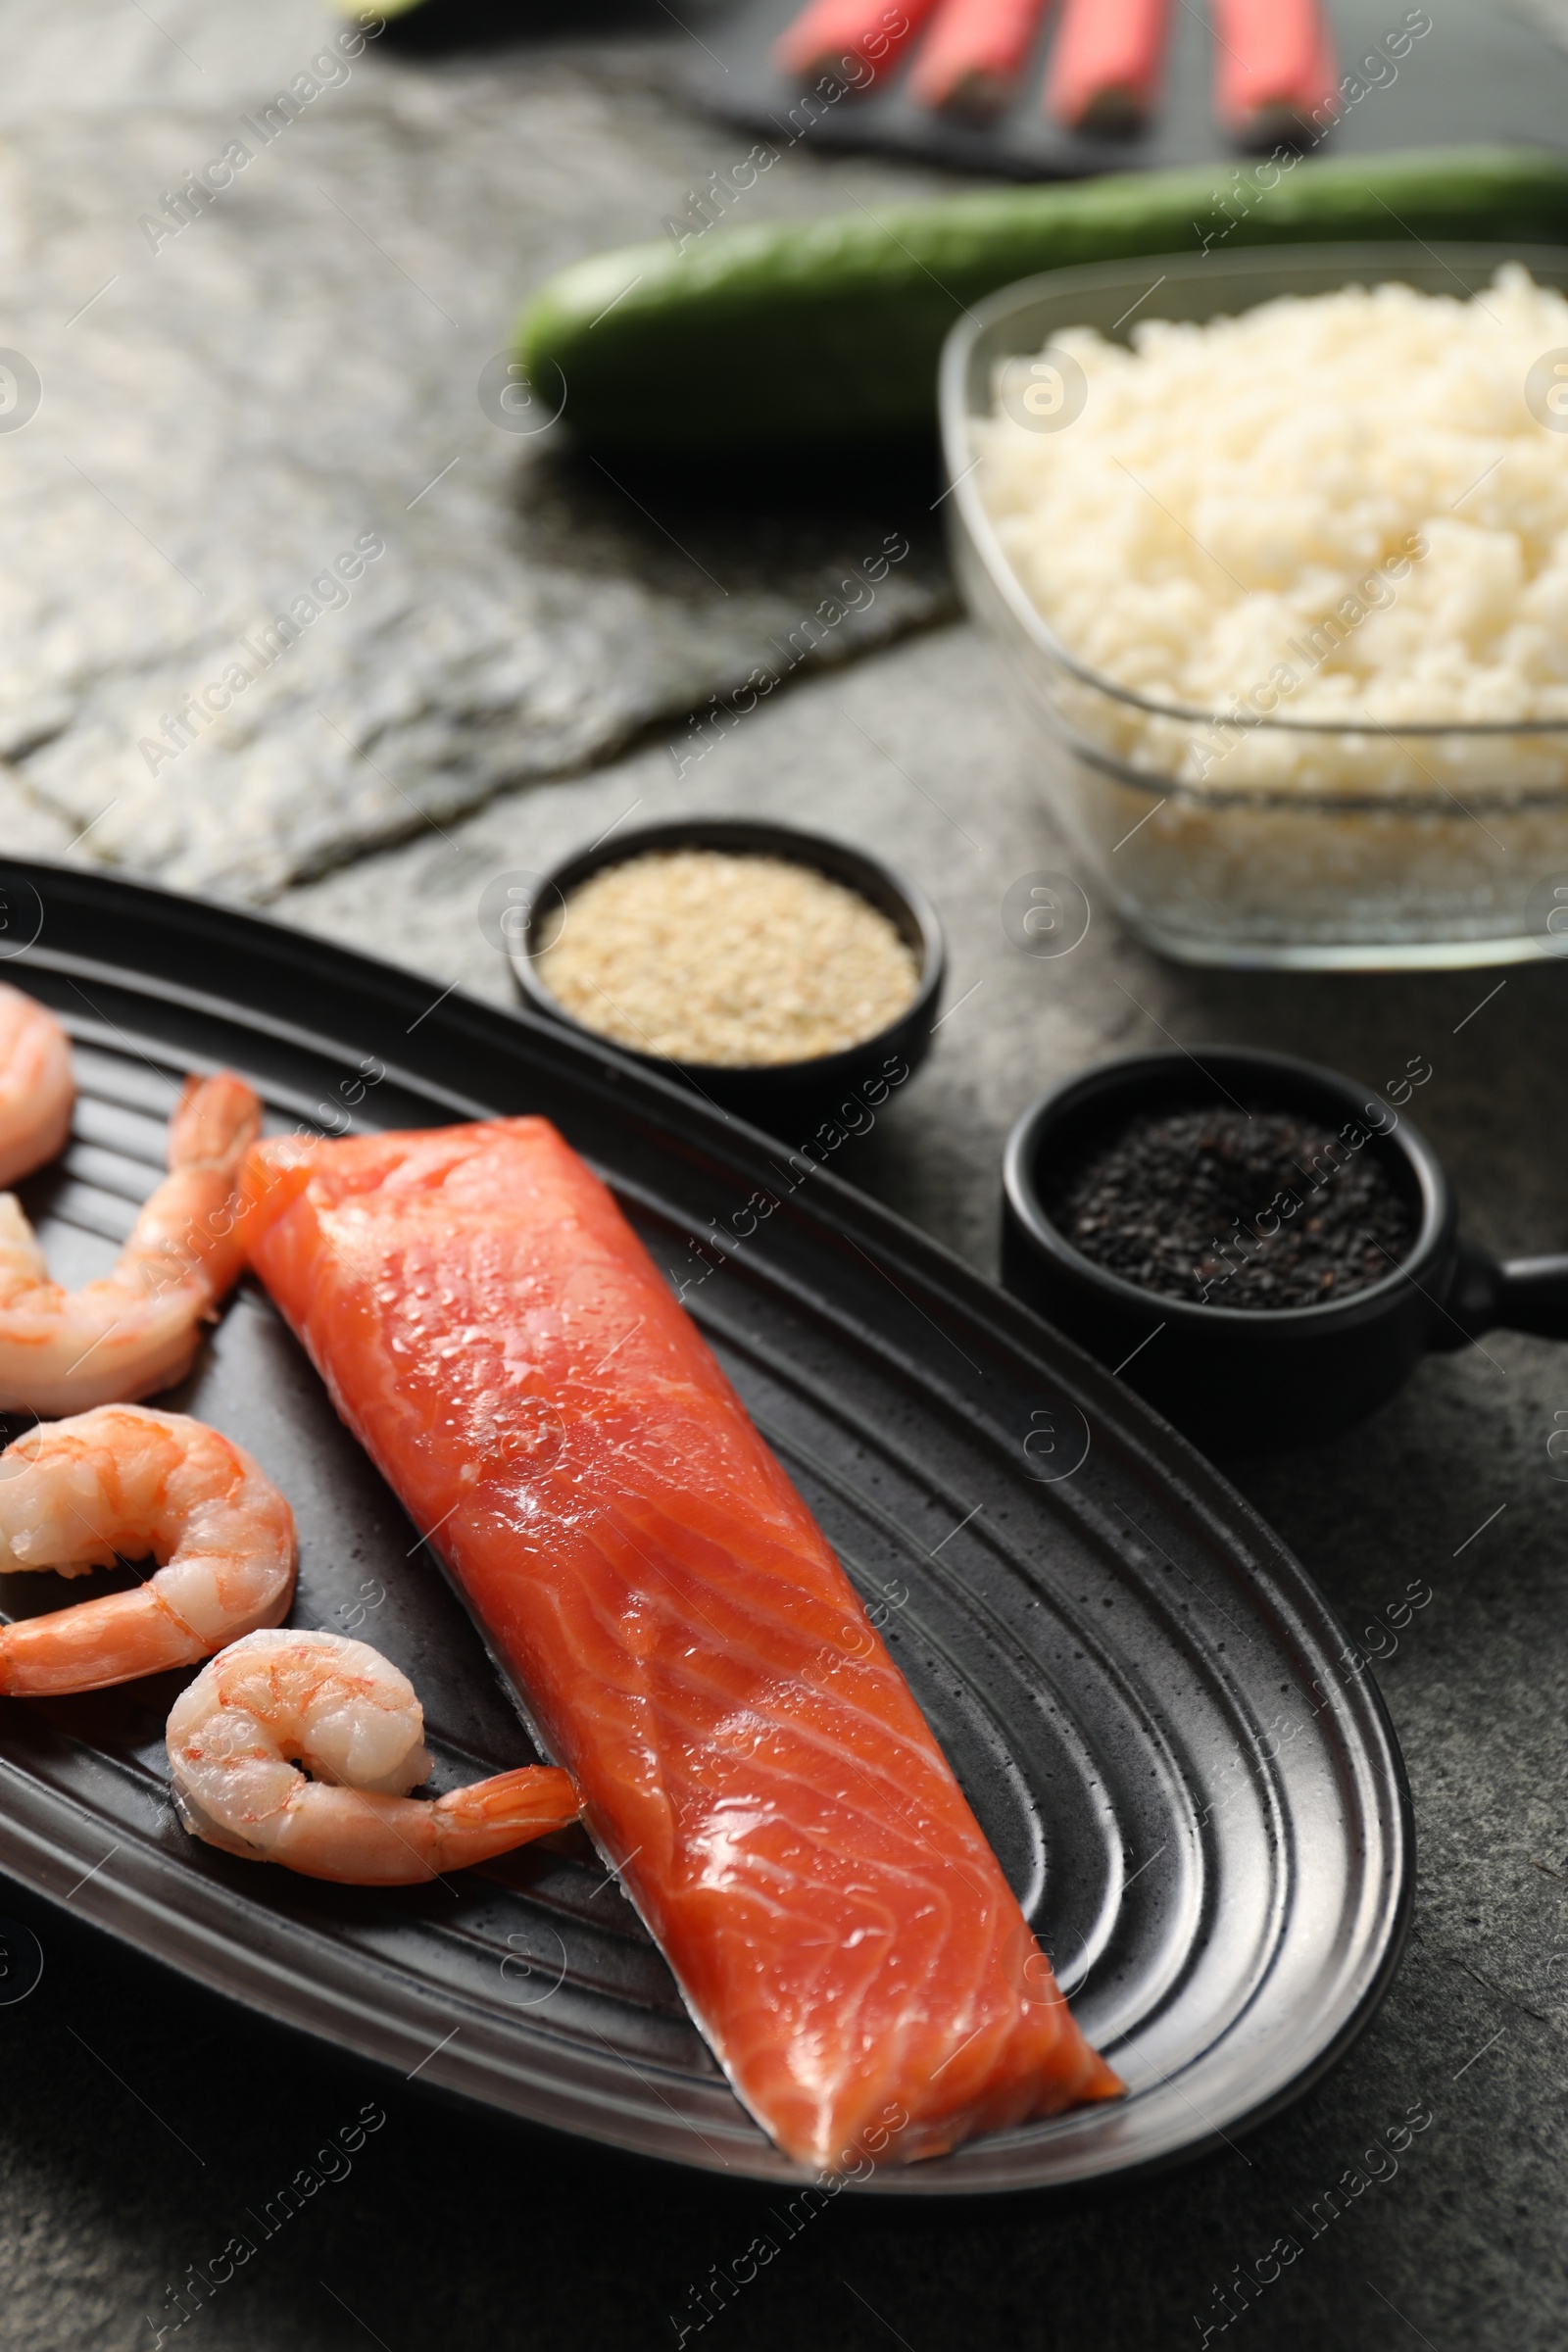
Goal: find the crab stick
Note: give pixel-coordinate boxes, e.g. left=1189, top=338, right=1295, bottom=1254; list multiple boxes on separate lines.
left=1045, top=0, right=1171, bottom=130
left=773, top=0, right=941, bottom=83
left=906, top=0, right=1055, bottom=117
left=1212, top=0, right=1338, bottom=140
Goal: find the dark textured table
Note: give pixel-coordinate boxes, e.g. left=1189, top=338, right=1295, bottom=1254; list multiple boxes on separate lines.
left=4, top=6, right=1567, bottom=2348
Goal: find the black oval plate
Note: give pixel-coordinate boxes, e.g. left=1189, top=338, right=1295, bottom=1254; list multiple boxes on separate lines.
left=0, top=861, right=1409, bottom=2195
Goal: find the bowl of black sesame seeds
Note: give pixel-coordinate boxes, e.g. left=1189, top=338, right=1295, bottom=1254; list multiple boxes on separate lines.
left=1001, top=1047, right=1478, bottom=1451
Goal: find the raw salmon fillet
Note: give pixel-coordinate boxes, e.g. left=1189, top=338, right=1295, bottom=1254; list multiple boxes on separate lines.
left=242, top=1118, right=1120, bottom=2171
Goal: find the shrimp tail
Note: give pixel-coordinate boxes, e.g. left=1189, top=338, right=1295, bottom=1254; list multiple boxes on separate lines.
left=120, top=1072, right=265, bottom=1320
left=168, top=1073, right=264, bottom=1173
left=429, top=1764, right=581, bottom=1866
left=257, top=1766, right=581, bottom=1885
left=0, top=1584, right=211, bottom=1696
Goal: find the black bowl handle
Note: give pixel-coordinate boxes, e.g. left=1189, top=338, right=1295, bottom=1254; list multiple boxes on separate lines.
left=1432, top=1243, right=1568, bottom=1347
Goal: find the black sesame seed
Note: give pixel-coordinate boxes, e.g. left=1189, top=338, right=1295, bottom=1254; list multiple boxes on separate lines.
left=1042, top=1104, right=1416, bottom=1312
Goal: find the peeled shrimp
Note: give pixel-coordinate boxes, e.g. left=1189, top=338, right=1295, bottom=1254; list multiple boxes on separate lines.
left=0, top=1405, right=296, bottom=1695
left=167, top=1629, right=580, bottom=1884
left=0, top=1070, right=261, bottom=1414
left=0, top=985, right=73, bottom=1190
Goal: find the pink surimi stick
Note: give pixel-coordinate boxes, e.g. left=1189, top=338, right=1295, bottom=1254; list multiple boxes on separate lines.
left=906, top=0, right=1056, bottom=117
left=1211, top=0, right=1338, bottom=138
left=773, top=0, right=942, bottom=82
left=1045, top=0, right=1172, bottom=130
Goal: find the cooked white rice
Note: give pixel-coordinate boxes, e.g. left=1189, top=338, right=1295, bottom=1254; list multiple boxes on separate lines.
left=977, top=266, right=1568, bottom=790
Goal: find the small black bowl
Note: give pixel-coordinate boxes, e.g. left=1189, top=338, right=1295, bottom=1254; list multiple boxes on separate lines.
left=1002, top=1048, right=1568, bottom=1452
left=508, top=817, right=945, bottom=1140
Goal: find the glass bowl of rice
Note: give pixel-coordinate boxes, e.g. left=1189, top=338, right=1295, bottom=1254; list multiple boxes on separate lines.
left=940, top=241, right=1568, bottom=968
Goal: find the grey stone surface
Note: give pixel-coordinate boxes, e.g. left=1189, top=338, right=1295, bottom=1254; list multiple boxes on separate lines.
left=4, top=8, right=1568, bottom=2352
left=9, top=612, right=1555, bottom=2352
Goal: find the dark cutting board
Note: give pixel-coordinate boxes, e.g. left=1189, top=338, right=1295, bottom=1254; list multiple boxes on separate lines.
left=685, top=0, right=1568, bottom=181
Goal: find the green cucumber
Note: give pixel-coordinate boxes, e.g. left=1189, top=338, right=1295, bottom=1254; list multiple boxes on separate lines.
left=517, top=144, right=1568, bottom=450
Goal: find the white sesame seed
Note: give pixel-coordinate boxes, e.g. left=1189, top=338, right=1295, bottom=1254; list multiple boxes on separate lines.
left=536, top=850, right=921, bottom=1068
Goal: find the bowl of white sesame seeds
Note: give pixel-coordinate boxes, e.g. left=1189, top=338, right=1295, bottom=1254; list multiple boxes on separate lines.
left=508, top=818, right=945, bottom=1138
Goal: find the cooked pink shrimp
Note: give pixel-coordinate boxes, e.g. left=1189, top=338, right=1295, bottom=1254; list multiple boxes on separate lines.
left=0, top=1070, right=262, bottom=1414
left=0, top=1406, right=296, bottom=1696
left=0, top=985, right=73, bottom=1191
left=167, top=1629, right=581, bottom=1884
